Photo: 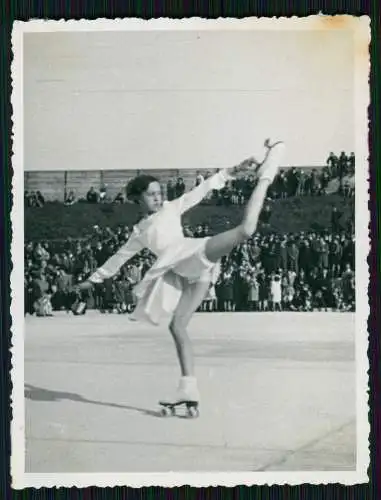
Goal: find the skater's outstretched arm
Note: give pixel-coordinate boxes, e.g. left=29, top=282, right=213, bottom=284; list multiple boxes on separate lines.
left=170, top=158, right=256, bottom=214
left=168, top=170, right=230, bottom=214
left=88, top=230, right=143, bottom=284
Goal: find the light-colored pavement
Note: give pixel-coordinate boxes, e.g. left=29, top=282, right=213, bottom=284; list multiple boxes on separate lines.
left=24, top=311, right=356, bottom=472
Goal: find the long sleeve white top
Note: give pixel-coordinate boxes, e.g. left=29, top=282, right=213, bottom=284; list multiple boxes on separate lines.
left=89, top=169, right=231, bottom=284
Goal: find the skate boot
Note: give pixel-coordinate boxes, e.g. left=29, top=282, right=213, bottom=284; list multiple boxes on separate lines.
left=255, top=140, right=285, bottom=184
left=159, top=376, right=200, bottom=418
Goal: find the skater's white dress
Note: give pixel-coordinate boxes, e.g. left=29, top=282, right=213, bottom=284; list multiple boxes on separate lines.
left=88, top=170, right=231, bottom=325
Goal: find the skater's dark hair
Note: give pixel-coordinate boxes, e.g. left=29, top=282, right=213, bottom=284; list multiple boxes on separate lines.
left=126, top=175, right=160, bottom=204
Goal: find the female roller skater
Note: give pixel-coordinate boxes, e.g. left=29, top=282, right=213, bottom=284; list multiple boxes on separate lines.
left=77, top=140, right=285, bottom=416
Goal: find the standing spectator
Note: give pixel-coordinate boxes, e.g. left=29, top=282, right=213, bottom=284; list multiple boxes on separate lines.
left=329, top=236, right=342, bottom=275
left=316, top=236, right=329, bottom=270
left=259, top=204, right=272, bottom=229
left=248, top=238, right=261, bottom=266
left=348, top=152, right=355, bottom=174
left=166, top=179, right=175, bottom=201
left=327, top=152, right=339, bottom=176
left=53, top=267, right=73, bottom=310
left=287, top=268, right=297, bottom=287
left=282, top=279, right=295, bottom=311
left=331, top=206, right=341, bottom=233
left=298, top=239, right=312, bottom=275
left=247, top=273, right=259, bottom=311
left=341, top=236, right=355, bottom=269
left=175, top=177, right=186, bottom=199
left=31, top=269, right=53, bottom=317
left=310, top=169, right=320, bottom=195
left=314, top=268, right=331, bottom=310
left=201, top=283, right=217, bottom=312
left=216, top=267, right=235, bottom=312
left=270, top=274, right=282, bottom=311
left=287, top=168, right=299, bottom=197
left=195, top=170, right=204, bottom=186
left=278, top=236, right=288, bottom=271
left=287, top=239, right=299, bottom=274
left=338, top=152, right=348, bottom=191
left=341, top=263, right=355, bottom=306
left=258, top=272, right=270, bottom=311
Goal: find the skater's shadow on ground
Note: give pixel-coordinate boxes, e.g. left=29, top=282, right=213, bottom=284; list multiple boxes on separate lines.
left=24, top=384, right=162, bottom=418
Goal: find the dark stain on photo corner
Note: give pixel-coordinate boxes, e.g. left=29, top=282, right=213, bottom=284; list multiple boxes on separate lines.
left=24, top=384, right=162, bottom=418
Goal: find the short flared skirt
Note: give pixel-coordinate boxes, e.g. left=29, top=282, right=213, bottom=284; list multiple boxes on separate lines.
left=130, top=237, right=220, bottom=325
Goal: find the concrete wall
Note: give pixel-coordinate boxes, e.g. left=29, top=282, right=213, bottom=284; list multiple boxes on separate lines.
left=24, top=166, right=323, bottom=201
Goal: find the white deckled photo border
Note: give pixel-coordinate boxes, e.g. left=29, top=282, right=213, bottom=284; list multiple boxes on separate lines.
left=10, top=15, right=370, bottom=488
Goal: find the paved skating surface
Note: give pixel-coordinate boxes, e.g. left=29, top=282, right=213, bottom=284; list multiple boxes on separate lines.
left=24, top=312, right=356, bottom=472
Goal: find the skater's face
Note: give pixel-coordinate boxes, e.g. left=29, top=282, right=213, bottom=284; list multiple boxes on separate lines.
left=141, top=181, right=163, bottom=213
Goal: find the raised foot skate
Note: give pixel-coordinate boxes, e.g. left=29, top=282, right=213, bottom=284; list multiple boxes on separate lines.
left=159, top=400, right=200, bottom=418
left=255, top=140, right=285, bottom=183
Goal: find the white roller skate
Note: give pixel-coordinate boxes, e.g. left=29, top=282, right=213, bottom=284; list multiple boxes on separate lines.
left=255, top=139, right=285, bottom=184
left=159, top=376, right=200, bottom=418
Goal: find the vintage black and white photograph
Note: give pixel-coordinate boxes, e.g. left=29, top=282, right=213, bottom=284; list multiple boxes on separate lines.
left=11, top=17, right=370, bottom=488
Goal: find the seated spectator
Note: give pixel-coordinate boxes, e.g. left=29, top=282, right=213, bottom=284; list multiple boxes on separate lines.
left=24, top=190, right=32, bottom=207
left=194, top=225, right=205, bottom=238
left=64, top=191, right=76, bottom=206
left=86, top=187, right=98, bottom=203
left=183, top=224, right=194, bottom=237
left=113, top=192, right=124, bottom=204
left=99, top=184, right=107, bottom=203
left=35, top=191, right=45, bottom=207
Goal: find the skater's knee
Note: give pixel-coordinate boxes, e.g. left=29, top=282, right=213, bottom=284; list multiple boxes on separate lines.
left=169, top=317, right=187, bottom=338
left=237, top=223, right=252, bottom=241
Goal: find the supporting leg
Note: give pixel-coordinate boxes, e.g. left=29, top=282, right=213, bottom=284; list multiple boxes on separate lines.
left=169, top=279, right=210, bottom=377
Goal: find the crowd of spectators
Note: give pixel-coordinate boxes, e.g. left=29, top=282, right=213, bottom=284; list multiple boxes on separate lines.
left=190, top=151, right=355, bottom=206
left=25, top=152, right=355, bottom=208
left=24, top=150, right=355, bottom=317
left=25, top=214, right=355, bottom=317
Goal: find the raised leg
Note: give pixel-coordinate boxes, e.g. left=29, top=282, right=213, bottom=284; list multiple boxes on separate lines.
left=205, top=142, right=285, bottom=264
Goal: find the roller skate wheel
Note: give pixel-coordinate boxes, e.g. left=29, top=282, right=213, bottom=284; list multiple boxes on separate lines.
left=160, top=406, right=173, bottom=417
left=186, top=405, right=199, bottom=418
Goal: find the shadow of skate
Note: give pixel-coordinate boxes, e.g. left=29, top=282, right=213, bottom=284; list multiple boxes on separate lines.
left=24, top=383, right=162, bottom=418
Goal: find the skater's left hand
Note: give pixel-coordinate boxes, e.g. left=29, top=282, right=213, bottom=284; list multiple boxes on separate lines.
left=227, top=157, right=259, bottom=177
left=74, top=280, right=93, bottom=293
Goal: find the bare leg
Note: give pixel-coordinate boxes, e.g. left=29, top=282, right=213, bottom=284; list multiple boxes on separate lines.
left=205, top=142, right=284, bottom=264
left=205, top=179, right=270, bottom=263
left=169, top=279, right=210, bottom=376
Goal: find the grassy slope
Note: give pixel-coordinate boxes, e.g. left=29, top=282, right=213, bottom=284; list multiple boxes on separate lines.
left=25, top=194, right=353, bottom=241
